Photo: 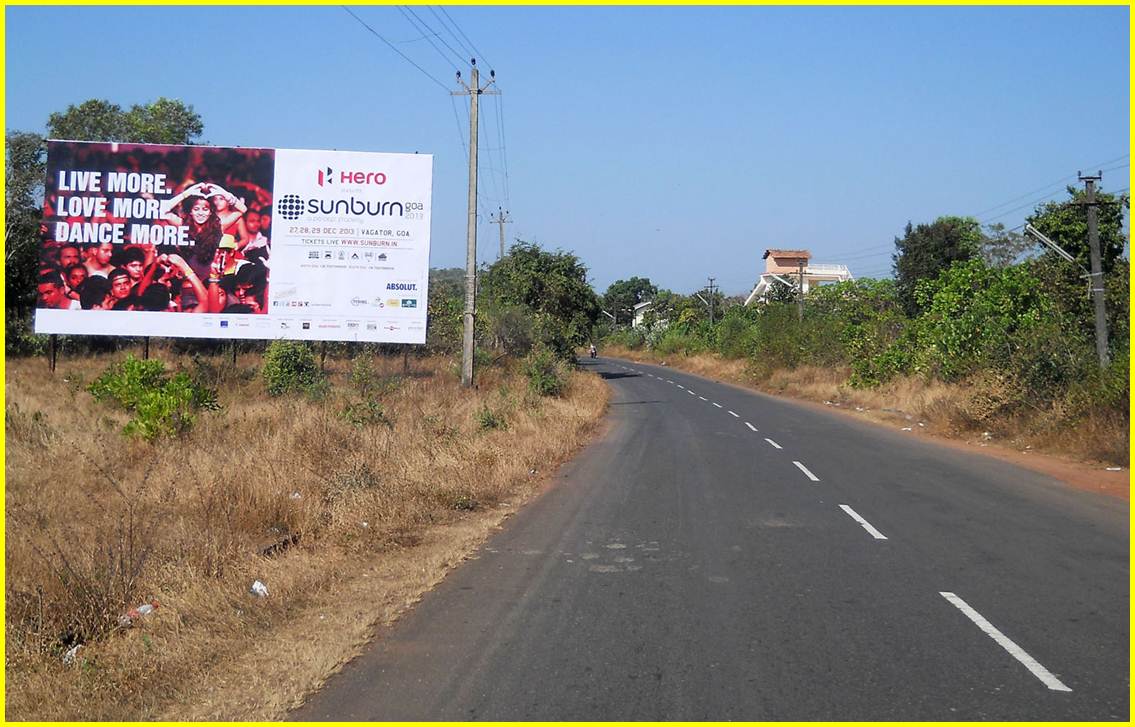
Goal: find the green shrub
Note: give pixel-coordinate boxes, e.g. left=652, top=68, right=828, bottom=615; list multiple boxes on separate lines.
left=475, top=405, right=507, bottom=430
left=603, top=328, right=646, bottom=350
left=88, top=356, right=217, bottom=440
left=262, top=341, right=324, bottom=396
left=5, top=315, right=48, bottom=356
left=339, top=399, right=392, bottom=428
left=523, top=345, right=565, bottom=397
left=88, top=356, right=167, bottom=407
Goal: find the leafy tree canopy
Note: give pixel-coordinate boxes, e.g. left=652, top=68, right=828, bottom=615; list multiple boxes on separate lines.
left=892, top=215, right=982, bottom=316
left=602, top=276, right=657, bottom=324
left=47, top=97, right=203, bottom=145
left=480, top=241, right=601, bottom=357
left=1025, top=186, right=1127, bottom=275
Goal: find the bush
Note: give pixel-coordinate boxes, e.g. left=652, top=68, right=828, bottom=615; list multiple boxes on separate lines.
left=339, top=399, right=392, bottom=428
left=5, top=314, right=48, bottom=356
left=262, top=341, right=324, bottom=396
left=523, top=345, right=565, bottom=397
left=88, top=356, right=218, bottom=440
left=603, top=328, right=646, bottom=350
left=475, top=405, right=507, bottom=430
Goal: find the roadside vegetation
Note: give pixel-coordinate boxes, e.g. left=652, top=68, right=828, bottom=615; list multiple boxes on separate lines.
left=600, top=199, right=1129, bottom=466
left=5, top=95, right=609, bottom=720
left=5, top=244, right=605, bottom=721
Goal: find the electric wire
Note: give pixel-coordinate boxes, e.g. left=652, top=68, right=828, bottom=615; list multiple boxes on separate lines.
left=496, top=93, right=512, bottom=204
left=400, top=6, right=467, bottom=67
left=439, top=6, right=492, bottom=68
left=450, top=95, right=468, bottom=158
left=341, top=6, right=451, bottom=92
left=428, top=5, right=477, bottom=60
left=971, top=153, right=1129, bottom=219
left=395, top=6, right=462, bottom=73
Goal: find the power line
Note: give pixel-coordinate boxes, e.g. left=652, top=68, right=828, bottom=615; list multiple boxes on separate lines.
left=399, top=6, right=467, bottom=67
left=428, top=5, right=477, bottom=59
left=438, top=6, right=492, bottom=69
left=495, top=93, right=511, bottom=203
left=478, top=96, right=503, bottom=205
left=980, top=187, right=1071, bottom=224
left=396, top=6, right=462, bottom=72
left=450, top=95, right=467, bottom=157
left=341, top=6, right=451, bottom=92
left=971, top=153, right=1128, bottom=219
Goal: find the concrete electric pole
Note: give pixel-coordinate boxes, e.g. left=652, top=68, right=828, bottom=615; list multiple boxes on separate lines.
left=1079, top=171, right=1110, bottom=367
left=454, top=60, right=498, bottom=387
left=796, top=259, right=805, bottom=321
left=706, top=277, right=718, bottom=325
left=491, top=207, right=511, bottom=260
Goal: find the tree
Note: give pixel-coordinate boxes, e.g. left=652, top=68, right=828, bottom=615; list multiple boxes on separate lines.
left=1025, top=186, right=1127, bottom=275
left=46, top=97, right=203, bottom=146
left=5, top=131, right=47, bottom=313
left=6, top=98, right=205, bottom=315
left=892, top=215, right=981, bottom=316
left=980, top=222, right=1034, bottom=268
left=480, top=241, right=601, bottom=357
left=602, top=277, right=657, bottom=325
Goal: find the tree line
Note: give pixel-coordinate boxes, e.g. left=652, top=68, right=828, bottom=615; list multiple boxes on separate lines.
left=600, top=197, right=1129, bottom=454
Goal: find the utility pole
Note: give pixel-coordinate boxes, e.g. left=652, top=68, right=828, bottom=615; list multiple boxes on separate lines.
left=491, top=207, right=511, bottom=260
left=705, top=277, right=718, bottom=325
left=796, top=259, right=805, bottom=321
left=1080, top=170, right=1110, bottom=367
left=454, top=60, right=498, bottom=387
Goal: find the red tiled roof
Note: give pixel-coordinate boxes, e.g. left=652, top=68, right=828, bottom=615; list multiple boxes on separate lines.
left=762, top=249, right=811, bottom=259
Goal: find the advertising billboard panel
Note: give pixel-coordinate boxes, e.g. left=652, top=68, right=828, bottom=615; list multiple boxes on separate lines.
left=34, top=141, right=432, bottom=343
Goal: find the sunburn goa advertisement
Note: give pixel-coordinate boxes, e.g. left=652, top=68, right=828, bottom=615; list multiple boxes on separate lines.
left=35, top=140, right=433, bottom=343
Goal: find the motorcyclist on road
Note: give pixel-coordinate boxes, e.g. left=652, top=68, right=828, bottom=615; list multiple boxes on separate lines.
left=589, top=343, right=597, bottom=358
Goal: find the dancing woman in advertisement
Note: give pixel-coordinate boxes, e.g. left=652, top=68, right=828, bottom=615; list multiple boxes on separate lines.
left=160, top=182, right=242, bottom=281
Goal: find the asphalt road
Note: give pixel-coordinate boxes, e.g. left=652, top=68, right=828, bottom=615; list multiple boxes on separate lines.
left=291, top=357, right=1129, bottom=720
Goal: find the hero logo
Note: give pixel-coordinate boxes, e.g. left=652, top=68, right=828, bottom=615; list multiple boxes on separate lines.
left=316, top=166, right=387, bottom=187
left=386, top=282, right=417, bottom=292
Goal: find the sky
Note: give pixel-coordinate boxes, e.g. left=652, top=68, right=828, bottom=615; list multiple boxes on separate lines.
left=5, top=5, right=1130, bottom=296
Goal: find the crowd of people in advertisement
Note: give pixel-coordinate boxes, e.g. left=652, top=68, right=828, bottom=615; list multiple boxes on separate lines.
left=37, top=178, right=273, bottom=315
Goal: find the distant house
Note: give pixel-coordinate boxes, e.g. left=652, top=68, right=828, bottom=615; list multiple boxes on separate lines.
left=632, top=300, right=654, bottom=328
left=744, top=248, right=853, bottom=305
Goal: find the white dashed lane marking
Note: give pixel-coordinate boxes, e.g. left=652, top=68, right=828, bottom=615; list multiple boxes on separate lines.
left=793, top=461, right=820, bottom=481
left=745, top=422, right=758, bottom=432
left=713, top=402, right=723, bottom=408
left=764, top=438, right=782, bottom=449
left=728, top=411, right=739, bottom=418
left=939, top=592, right=1072, bottom=692
left=839, top=504, right=887, bottom=540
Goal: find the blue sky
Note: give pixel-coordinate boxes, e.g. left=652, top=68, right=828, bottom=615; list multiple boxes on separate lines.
left=5, top=5, right=1129, bottom=295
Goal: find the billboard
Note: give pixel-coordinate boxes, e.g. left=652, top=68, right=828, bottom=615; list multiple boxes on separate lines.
left=34, top=141, right=432, bottom=343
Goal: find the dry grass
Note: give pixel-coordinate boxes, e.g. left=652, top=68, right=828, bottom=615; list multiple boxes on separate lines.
left=5, top=347, right=608, bottom=720
left=602, top=344, right=1128, bottom=467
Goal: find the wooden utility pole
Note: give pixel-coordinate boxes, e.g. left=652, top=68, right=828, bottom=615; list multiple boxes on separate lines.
left=1080, top=171, right=1110, bottom=367
left=454, top=60, right=498, bottom=388
left=491, top=207, right=511, bottom=260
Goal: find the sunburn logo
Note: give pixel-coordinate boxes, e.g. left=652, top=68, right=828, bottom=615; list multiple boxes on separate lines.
left=276, top=193, right=405, bottom=221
